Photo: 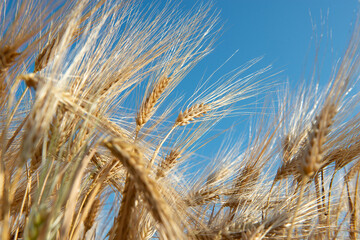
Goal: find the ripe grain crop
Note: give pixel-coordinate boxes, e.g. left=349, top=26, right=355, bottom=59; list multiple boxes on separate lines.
left=1, top=0, right=360, bottom=239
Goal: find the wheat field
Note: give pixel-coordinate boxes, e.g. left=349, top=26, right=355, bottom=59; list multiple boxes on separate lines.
left=1, top=0, right=360, bottom=239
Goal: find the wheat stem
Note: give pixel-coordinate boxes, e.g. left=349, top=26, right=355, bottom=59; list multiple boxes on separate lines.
left=286, top=176, right=307, bottom=240
left=149, top=126, right=176, bottom=168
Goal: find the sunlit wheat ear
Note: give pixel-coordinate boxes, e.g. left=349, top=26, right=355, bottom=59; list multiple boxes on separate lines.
left=274, top=132, right=308, bottom=182
left=185, top=168, right=232, bottom=207
left=0, top=0, right=75, bottom=84
left=175, top=103, right=212, bottom=126
left=83, top=196, right=101, bottom=235
left=300, top=104, right=336, bottom=178
left=285, top=104, right=337, bottom=239
left=0, top=46, right=20, bottom=75
left=186, top=187, right=219, bottom=207
left=156, top=150, right=181, bottom=179
left=136, top=76, right=171, bottom=133
left=148, top=103, right=212, bottom=166
left=35, top=37, right=59, bottom=73
left=276, top=81, right=341, bottom=182
left=322, top=112, right=360, bottom=171
left=140, top=217, right=156, bottom=240
left=21, top=84, right=59, bottom=163
left=102, top=138, right=185, bottom=239
left=325, top=142, right=360, bottom=171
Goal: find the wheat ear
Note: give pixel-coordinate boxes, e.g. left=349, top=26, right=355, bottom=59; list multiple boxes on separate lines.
left=149, top=103, right=211, bottom=166
left=156, top=150, right=181, bottom=179
left=287, top=104, right=336, bottom=239
left=84, top=196, right=100, bottom=234
left=136, top=76, right=171, bottom=134
left=301, top=104, right=336, bottom=178
left=0, top=45, right=20, bottom=76
left=176, top=103, right=211, bottom=126
left=103, top=138, right=185, bottom=239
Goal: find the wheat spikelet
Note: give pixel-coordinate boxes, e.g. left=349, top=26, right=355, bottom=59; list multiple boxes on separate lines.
left=224, top=166, right=261, bottom=211
left=140, top=218, right=156, bottom=240
left=156, top=150, right=181, bottom=179
left=273, top=123, right=311, bottom=182
left=186, top=188, right=219, bottom=206
left=34, top=38, right=58, bottom=73
left=34, top=22, right=86, bottom=73
left=193, top=222, right=264, bottom=240
left=274, top=147, right=305, bottom=182
left=0, top=75, right=7, bottom=110
left=322, top=140, right=360, bottom=171
left=176, top=103, right=211, bottom=126
left=21, top=84, right=59, bottom=163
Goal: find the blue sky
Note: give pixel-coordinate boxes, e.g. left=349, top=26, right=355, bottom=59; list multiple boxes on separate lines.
left=157, top=0, right=360, bottom=161
left=193, top=0, right=358, bottom=81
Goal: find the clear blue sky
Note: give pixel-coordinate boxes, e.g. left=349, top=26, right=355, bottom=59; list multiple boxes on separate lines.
left=188, top=0, right=358, bottom=79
